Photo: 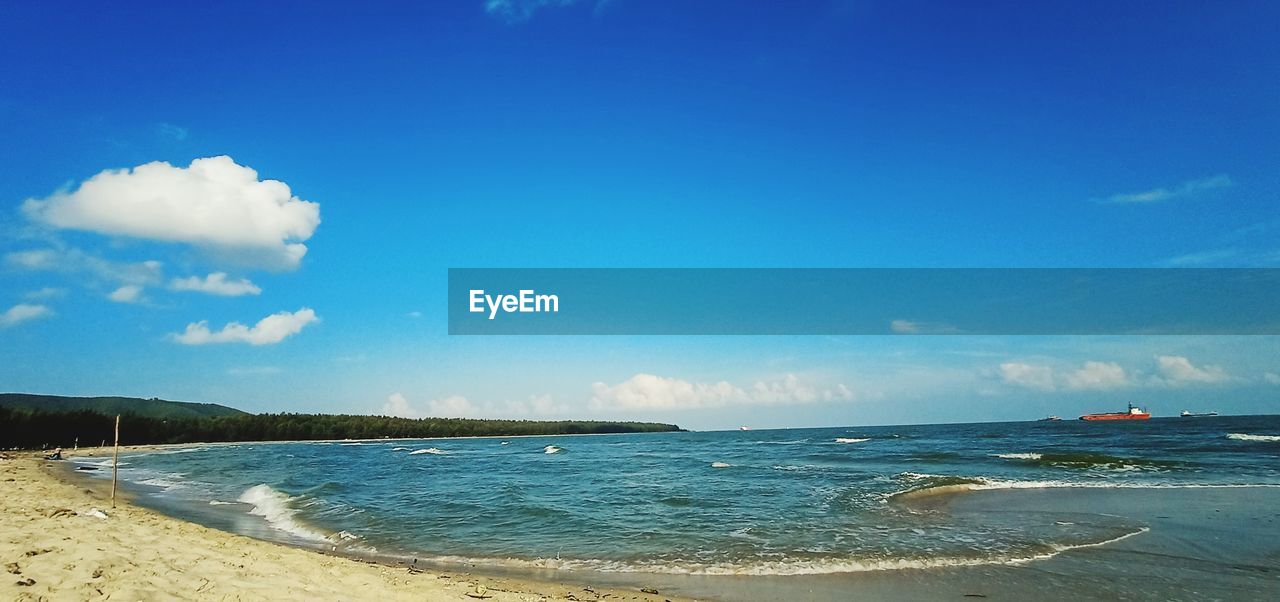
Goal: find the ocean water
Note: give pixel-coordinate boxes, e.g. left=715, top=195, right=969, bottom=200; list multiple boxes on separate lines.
left=75, top=416, right=1280, bottom=578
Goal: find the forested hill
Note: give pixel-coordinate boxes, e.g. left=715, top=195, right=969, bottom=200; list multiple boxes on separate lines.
left=0, top=393, right=248, bottom=420
left=0, top=395, right=684, bottom=449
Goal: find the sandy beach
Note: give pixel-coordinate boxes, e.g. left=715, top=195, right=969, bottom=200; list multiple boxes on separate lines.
left=0, top=451, right=694, bottom=602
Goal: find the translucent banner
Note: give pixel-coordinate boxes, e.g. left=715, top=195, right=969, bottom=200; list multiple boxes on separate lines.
left=447, top=268, right=1279, bottom=335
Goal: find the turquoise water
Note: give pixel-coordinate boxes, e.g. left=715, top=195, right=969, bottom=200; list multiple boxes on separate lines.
left=77, top=417, right=1280, bottom=576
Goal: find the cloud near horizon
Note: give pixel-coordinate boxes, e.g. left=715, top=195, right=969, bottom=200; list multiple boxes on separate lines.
left=22, top=156, right=320, bottom=270
left=171, top=308, right=318, bottom=345
left=999, top=355, right=1228, bottom=391
left=589, top=373, right=853, bottom=411
left=1096, top=174, right=1232, bottom=205
left=380, top=392, right=566, bottom=419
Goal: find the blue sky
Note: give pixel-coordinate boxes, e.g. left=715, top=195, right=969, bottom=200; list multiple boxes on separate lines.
left=1, top=0, right=1277, bottom=429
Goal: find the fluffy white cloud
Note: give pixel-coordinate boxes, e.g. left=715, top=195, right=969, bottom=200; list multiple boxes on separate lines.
left=999, top=362, right=1056, bottom=391
left=426, top=395, right=478, bottom=417
left=170, top=272, right=261, bottom=296
left=107, top=285, right=144, bottom=304
left=589, top=373, right=853, bottom=411
left=0, top=303, right=53, bottom=328
left=22, top=156, right=320, bottom=270
left=381, top=393, right=421, bottom=419
left=1265, top=372, right=1280, bottom=385
left=1063, top=361, right=1128, bottom=390
left=171, top=308, right=319, bottom=346
left=1097, top=174, right=1232, bottom=204
left=1154, top=355, right=1227, bottom=385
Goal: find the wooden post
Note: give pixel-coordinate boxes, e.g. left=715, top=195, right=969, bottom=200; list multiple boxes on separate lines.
left=111, top=415, right=120, bottom=508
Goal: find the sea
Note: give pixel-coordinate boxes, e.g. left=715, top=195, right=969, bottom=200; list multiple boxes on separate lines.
left=72, top=416, right=1280, bottom=598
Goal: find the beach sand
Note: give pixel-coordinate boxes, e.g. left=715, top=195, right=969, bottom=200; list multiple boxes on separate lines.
left=0, top=451, right=693, bottom=602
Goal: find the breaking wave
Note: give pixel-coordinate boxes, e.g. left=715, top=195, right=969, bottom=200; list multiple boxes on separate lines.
left=1227, top=433, right=1280, bottom=442
left=409, top=447, right=447, bottom=455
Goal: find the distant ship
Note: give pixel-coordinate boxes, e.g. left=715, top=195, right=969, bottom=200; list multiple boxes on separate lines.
left=739, top=426, right=751, bottom=431
left=1038, top=415, right=1062, bottom=421
left=1080, top=403, right=1150, bottom=421
left=1180, top=410, right=1219, bottom=417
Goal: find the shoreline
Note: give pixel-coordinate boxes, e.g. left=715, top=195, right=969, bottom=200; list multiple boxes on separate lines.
left=1, top=450, right=698, bottom=601
left=9, top=441, right=1279, bottom=601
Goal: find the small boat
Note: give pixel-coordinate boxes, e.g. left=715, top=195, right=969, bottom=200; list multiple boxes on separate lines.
left=1180, top=410, right=1219, bottom=417
left=739, top=426, right=751, bottom=431
left=1080, top=403, right=1150, bottom=421
left=1038, top=416, right=1062, bottom=422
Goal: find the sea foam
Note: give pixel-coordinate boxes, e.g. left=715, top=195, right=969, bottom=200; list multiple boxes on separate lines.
left=237, top=484, right=329, bottom=543
left=409, top=447, right=447, bottom=455
left=1227, top=433, right=1280, bottom=442
left=834, top=438, right=870, bottom=444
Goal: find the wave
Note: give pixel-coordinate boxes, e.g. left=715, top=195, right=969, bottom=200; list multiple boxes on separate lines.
left=991, top=452, right=1180, bottom=469
left=237, top=484, right=331, bottom=543
left=711, top=461, right=732, bottom=468
left=1227, top=433, right=1280, bottom=442
left=390, top=447, right=410, bottom=451
left=402, top=527, right=1149, bottom=575
left=409, top=448, right=446, bottom=455
left=543, top=445, right=563, bottom=454
left=889, top=472, right=1280, bottom=502
left=834, top=438, right=870, bottom=444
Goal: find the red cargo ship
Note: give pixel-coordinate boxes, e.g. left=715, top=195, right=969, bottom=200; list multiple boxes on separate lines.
left=1080, top=403, right=1150, bottom=421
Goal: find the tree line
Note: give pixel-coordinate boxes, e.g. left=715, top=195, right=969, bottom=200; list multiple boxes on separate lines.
left=0, top=407, right=682, bottom=450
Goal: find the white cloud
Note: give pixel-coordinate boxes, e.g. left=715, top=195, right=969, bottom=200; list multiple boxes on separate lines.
left=6, top=247, right=163, bottom=285
left=22, top=156, right=320, bottom=270
left=1001, top=356, right=1229, bottom=392
left=406, top=311, right=423, bottom=318
left=426, top=395, right=479, bottom=417
left=1097, top=174, right=1232, bottom=204
left=24, top=287, right=66, bottom=300
left=107, top=285, right=144, bottom=304
left=171, top=308, right=319, bottom=346
left=484, top=0, right=589, bottom=23
left=170, top=272, right=261, bottom=296
left=1154, top=355, right=1227, bottom=385
left=379, top=392, right=564, bottom=419
left=589, top=373, right=853, bottom=411
left=1265, top=372, right=1280, bottom=385
left=1063, top=361, right=1128, bottom=390
left=0, top=303, right=53, bottom=328
left=1001, top=360, right=1128, bottom=391
left=999, top=362, right=1056, bottom=391
left=381, top=392, right=421, bottom=419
